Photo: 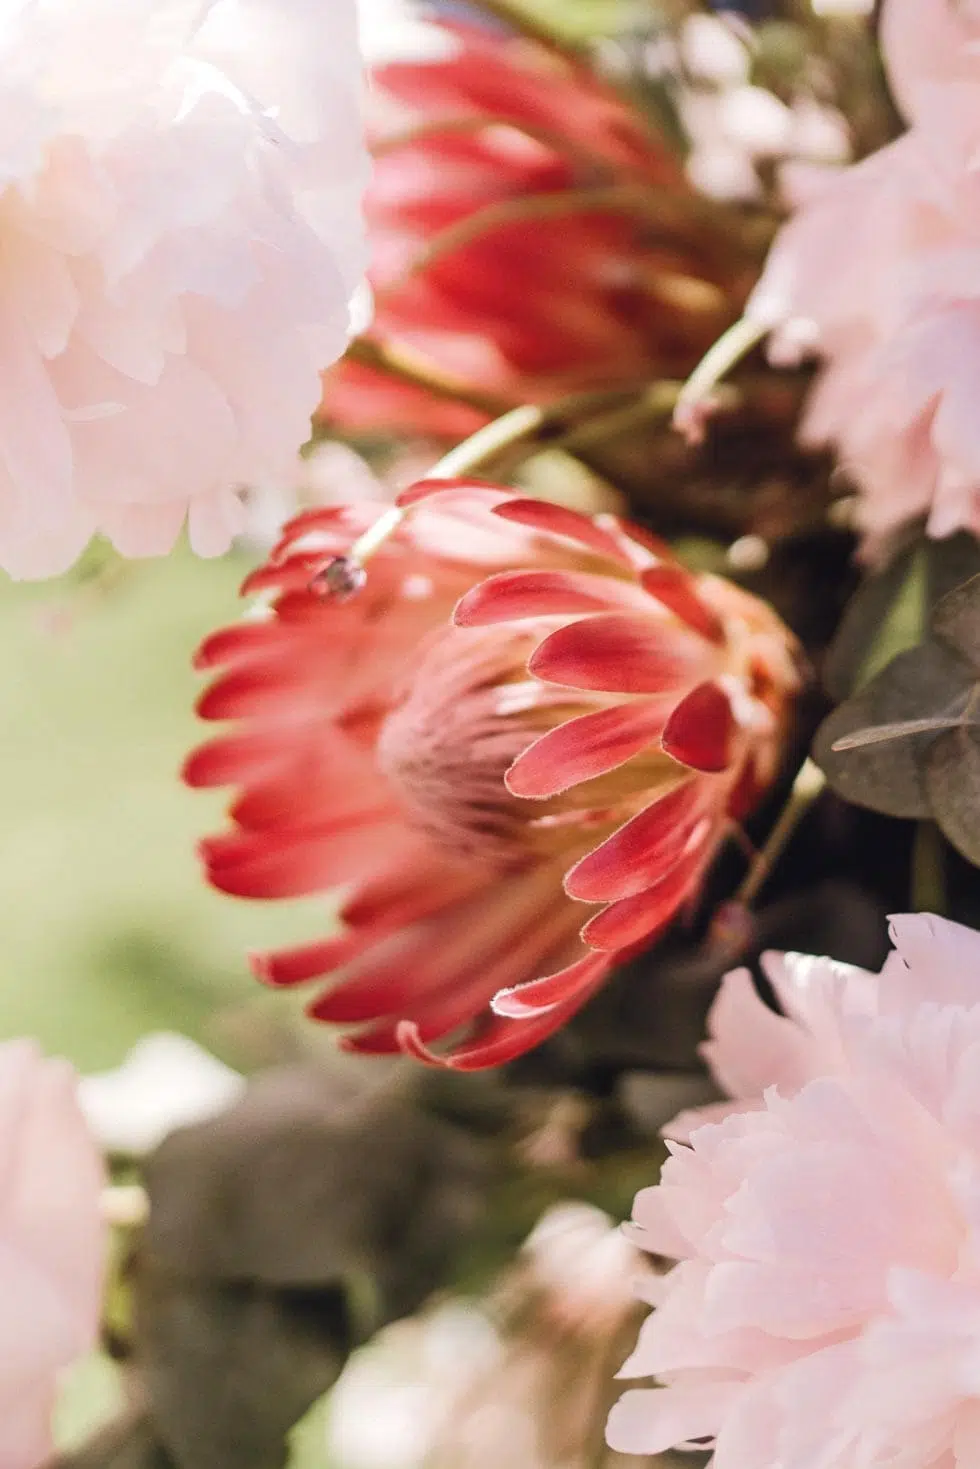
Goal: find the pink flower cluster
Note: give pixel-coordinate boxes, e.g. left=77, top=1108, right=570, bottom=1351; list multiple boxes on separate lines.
left=748, top=0, right=980, bottom=556
left=0, top=1042, right=105, bottom=1469
left=609, top=913, right=980, bottom=1469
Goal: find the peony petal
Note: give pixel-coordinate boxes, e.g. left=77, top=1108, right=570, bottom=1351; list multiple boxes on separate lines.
left=606, top=1381, right=739, bottom=1456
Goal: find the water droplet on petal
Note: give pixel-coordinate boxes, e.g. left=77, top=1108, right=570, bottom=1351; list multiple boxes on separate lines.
left=310, top=556, right=368, bottom=602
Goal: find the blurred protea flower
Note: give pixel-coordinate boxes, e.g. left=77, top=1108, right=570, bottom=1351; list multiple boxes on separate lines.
left=0, top=0, right=368, bottom=578
left=323, top=12, right=752, bottom=440
left=186, top=482, right=799, bottom=1068
left=608, top=913, right=980, bottom=1469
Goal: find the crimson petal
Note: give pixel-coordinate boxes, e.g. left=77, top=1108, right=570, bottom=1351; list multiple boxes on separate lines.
left=640, top=566, right=725, bottom=643
left=529, top=613, right=703, bottom=693
left=661, top=681, right=737, bottom=772
left=565, top=782, right=706, bottom=902
left=492, top=498, right=634, bottom=567
left=395, top=956, right=611, bottom=1069
left=491, top=951, right=613, bottom=1018
left=580, top=845, right=709, bottom=951
left=506, top=698, right=669, bottom=798
left=454, top=569, right=646, bottom=627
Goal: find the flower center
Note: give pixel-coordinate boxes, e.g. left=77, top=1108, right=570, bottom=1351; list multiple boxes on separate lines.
left=377, top=623, right=580, bottom=866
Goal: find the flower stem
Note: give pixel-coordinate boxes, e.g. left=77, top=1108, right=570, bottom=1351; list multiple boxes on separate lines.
left=344, top=384, right=682, bottom=568
left=342, top=336, right=515, bottom=418
left=101, top=1183, right=149, bottom=1229
left=733, top=758, right=827, bottom=909
left=673, top=315, right=769, bottom=440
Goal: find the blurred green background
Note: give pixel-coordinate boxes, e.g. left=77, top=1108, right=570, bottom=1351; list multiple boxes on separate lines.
left=0, top=545, right=335, bottom=1073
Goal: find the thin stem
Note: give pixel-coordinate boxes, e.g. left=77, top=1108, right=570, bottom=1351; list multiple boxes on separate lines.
left=102, top=1183, right=149, bottom=1229
left=405, top=184, right=649, bottom=277
left=342, top=336, right=515, bottom=418
left=733, top=758, right=827, bottom=908
left=344, top=384, right=680, bottom=568
left=673, top=315, right=769, bottom=436
left=373, top=115, right=616, bottom=183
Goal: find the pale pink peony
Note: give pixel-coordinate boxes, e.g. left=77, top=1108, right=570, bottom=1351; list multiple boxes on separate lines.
left=0, top=0, right=369, bottom=578
left=0, top=1040, right=106, bottom=1468
left=608, top=912, right=980, bottom=1469
left=746, top=0, right=980, bottom=554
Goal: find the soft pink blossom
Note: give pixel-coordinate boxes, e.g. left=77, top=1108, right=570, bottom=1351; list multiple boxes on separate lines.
left=609, top=912, right=980, bottom=1469
left=746, top=0, right=980, bottom=554
left=0, top=1041, right=106, bottom=1468
left=0, top=0, right=368, bottom=578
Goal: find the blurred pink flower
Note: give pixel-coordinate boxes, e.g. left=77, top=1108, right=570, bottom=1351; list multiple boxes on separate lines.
left=747, top=0, right=980, bottom=554
left=609, top=912, right=980, bottom=1469
left=0, top=0, right=368, bottom=578
left=0, top=1041, right=105, bottom=1468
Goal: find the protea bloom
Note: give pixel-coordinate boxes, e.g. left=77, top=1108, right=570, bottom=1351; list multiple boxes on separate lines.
left=323, top=17, right=748, bottom=439
left=186, top=483, right=798, bottom=1068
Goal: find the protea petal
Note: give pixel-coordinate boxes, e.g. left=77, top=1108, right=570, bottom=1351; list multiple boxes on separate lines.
left=506, top=698, right=671, bottom=798
left=454, top=568, right=648, bottom=626
left=641, top=567, right=726, bottom=644
left=564, top=783, right=708, bottom=902
left=529, top=613, right=706, bottom=693
left=661, top=681, right=738, bottom=773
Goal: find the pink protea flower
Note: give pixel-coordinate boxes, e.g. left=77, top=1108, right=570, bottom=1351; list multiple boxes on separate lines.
left=0, top=0, right=368, bottom=578
left=746, top=0, right=980, bottom=554
left=0, top=1041, right=105, bottom=1469
left=608, top=911, right=980, bottom=1469
left=185, top=482, right=798, bottom=1069
left=321, top=16, right=744, bottom=439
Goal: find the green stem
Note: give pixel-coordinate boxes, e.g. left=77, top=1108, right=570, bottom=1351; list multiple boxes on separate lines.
left=733, top=758, right=827, bottom=908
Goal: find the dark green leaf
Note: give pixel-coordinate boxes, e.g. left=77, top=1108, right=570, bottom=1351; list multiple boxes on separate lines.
left=831, top=714, right=971, bottom=750
left=867, top=641, right=973, bottom=724
left=823, top=541, right=921, bottom=701
left=813, top=691, right=931, bottom=819
left=48, top=1408, right=173, bottom=1469
left=926, top=532, right=980, bottom=609
left=144, top=1065, right=486, bottom=1305
left=931, top=572, right=980, bottom=671
left=925, top=726, right=980, bottom=866
left=137, top=1277, right=346, bottom=1469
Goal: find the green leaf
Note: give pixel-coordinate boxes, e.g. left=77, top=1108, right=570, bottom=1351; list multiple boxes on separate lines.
left=932, top=572, right=980, bottom=672
left=925, top=726, right=980, bottom=867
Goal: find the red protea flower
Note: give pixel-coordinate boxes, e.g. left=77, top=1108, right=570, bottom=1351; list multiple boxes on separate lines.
left=185, top=483, right=799, bottom=1069
left=324, top=20, right=748, bottom=438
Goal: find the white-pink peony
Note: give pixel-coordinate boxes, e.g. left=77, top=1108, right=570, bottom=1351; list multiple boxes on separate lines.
left=608, top=913, right=980, bottom=1469
left=746, top=0, right=980, bottom=555
left=0, top=1040, right=106, bottom=1468
left=0, top=0, right=369, bottom=577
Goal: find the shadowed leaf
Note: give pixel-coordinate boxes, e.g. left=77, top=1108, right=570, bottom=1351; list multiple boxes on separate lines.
left=932, top=572, right=980, bottom=671
left=831, top=712, right=972, bottom=750
left=138, top=1279, right=346, bottom=1469
left=925, top=726, right=980, bottom=866
left=814, top=691, right=931, bottom=819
